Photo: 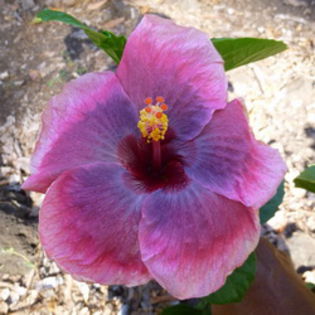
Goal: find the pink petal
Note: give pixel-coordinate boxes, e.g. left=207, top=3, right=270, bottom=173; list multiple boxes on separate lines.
left=139, top=181, right=260, bottom=299
left=117, top=14, right=227, bottom=141
left=23, top=72, right=138, bottom=193
left=39, top=162, right=151, bottom=286
left=179, top=99, right=287, bottom=209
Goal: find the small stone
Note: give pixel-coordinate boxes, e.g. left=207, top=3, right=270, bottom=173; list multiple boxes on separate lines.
left=13, top=80, right=24, bottom=87
left=10, top=290, right=20, bottom=304
left=38, top=61, right=56, bottom=78
left=28, top=69, right=41, bottom=81
left=87, top=0, right=108, bottom=11
left=286, top=232, right=315, bottom=268
left=62, top=0, right=76, bottom=6
left=292, top=186, right=307, bottom=199
left=14, top=284, right=27, bottom=297
left=21, top=0, right=35, bottom=10
left=103, top=306, right=114, bottom=315
left=25, top=290, right=38, bottom=305
left=75, top=281, right=90, bottom=302
left=44, top=0, right=60, bottom=6
left=1, top=274, right=10, bottom=281
left=267, top=210, right=287, bottom=231
left=306, top=216, right=315, bottom=233
left=48, top=261, right=60, bottom=275
left=118, top=304, right=129, bottom=315
left=103, top=17, right=125, bottom=29
left=68, top=29, right=88, bottom=40
left=257, top=26, right=265, bottom=34
left=78, top=307, right=90, bottom=315
left=227, top=8, right=234, bottom=15
left=0, top=71, right=9, bottom=80
left=15, top=157, right=30, bottom=174
left=283, top=0, right=307, bottom=7
left=303, top=270, right=315, bottom=283
left=8, top=173, right=20, bottom=183
left=0, top=301, right=8, bottom=314
left=36, top=276, right=64, bottom=290
left=0, top=288, right=10, bottom=301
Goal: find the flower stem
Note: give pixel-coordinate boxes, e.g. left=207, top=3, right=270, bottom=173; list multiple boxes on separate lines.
left=152, top=140, right=161, bottom=169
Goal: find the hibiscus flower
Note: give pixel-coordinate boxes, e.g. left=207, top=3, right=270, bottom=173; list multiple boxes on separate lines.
left=23, top=15, right=286, bottom=299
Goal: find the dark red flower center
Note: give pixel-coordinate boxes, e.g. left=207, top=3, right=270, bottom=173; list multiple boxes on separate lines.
left=118, top=131, right=189, bottom=193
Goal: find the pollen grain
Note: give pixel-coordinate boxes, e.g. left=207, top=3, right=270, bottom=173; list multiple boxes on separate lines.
left=137, top=96, right=169, bottom=142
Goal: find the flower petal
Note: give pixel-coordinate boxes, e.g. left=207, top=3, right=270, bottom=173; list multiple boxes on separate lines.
left=139, top=181, right=260, bottom=299
left=39, top=162, right=151, bottom=286
left=23, top=72, right=138, bottom=193
left=179, top=99, right=287, bottom=209
left=117, top=14, right=227, bottom=141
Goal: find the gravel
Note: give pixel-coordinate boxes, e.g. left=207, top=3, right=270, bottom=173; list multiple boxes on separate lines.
left=0, top=0, right=314, bottom=313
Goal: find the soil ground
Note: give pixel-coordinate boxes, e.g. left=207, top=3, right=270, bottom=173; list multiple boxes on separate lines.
left=0, top=0, right=315, bottom=314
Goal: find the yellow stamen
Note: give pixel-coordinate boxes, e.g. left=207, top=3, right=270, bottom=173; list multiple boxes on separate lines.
left=137, top=96, right=169, bottom=142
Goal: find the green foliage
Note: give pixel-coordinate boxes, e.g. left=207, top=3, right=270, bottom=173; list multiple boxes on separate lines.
left=211, top=37, right=288, bottom=71
left=85, top=29, right=126, bottom=64
left=259, top=181, right=285, bottom=224
left=200, top=253, right=256, bottom=305
left=294, top=165, right=315, bottom=193
left=36, top=8, right=88, bottom=29
left=36, top=10, right=287, bottom=69
left=36, top=9, right=126, bottom=64
left=306, top=282, right=315, bottom=290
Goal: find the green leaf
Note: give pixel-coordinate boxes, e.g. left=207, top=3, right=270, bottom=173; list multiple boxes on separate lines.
left=259, top=181, right=285, bottom=224
left=306, top=282, right=315, bottom=291
left=294, top=165, right=315, bottom=193
left=36, top=8, right=89, bottom=30
left=36, top=9, right=126, bottom=64
left=200, top=253, right=256, bottom=304
left=211, top=38, right=288, bottom=71
left=161, top=304, right=210, bottom=315
left=87, top=29, right=126, bottom=63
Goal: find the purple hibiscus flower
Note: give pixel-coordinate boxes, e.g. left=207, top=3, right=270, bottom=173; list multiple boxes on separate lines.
left=23, top=15, right=286, bottom=299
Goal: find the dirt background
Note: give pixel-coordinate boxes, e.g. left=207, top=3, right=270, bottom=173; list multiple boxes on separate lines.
left=0, top=0, right=315, bottom=314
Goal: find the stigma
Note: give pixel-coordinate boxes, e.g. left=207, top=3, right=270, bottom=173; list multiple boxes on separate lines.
left=137, top=96, right=169, bottom=142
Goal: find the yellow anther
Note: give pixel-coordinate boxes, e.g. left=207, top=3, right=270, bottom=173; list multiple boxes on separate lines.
left=137, top=96, right=169, bottom=142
